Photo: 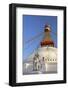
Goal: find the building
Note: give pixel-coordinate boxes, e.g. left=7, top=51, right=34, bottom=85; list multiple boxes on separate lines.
left=23, top=25, right=57, bottom=75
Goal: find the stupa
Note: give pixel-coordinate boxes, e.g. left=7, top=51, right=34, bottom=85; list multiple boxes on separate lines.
left=23, top=25, right=57, bottom=75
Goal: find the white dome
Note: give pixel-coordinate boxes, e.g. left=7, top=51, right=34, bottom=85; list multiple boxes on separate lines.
left=23, top=46, right=57, bottom=74
left=28, top=46, right=57, bottom=63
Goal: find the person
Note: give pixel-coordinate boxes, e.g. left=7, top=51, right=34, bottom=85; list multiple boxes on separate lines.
left=33, top=56, right=39, bottom=71
left=41, top=57, right=45, bottom=72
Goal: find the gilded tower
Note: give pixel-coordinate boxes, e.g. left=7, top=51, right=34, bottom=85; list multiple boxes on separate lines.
left=41, top=25, right=54, bottom=47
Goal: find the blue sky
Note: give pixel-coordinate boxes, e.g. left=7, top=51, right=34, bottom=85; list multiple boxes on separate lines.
left=23, top=15, right=57, bottom=60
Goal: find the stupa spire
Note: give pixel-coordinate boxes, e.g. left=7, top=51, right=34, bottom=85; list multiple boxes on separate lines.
left=41, top=24, right=54, bottom=47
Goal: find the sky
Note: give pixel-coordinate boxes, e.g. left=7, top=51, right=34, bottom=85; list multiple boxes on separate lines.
left=23, top=15, right=57, bottom=60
